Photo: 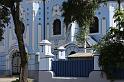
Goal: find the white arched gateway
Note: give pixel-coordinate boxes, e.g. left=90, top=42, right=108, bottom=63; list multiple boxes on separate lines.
left=65, top=43, right=79, bottom=57
left=7, top=44, right=28, bottom=75
left=7, top=45, right=20, bottom=75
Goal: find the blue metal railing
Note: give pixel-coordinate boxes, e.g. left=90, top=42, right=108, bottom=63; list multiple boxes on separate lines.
left=52, top=59, right=94, bottom=77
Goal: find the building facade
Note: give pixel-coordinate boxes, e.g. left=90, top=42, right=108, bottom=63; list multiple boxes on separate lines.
left=0, top=0, right=123, bottom=76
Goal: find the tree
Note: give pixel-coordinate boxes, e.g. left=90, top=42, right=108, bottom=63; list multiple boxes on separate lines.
left=62, top=0, right=105, bottom=52
left=95, top=0, right=124, bottom=80
left=0, top=0, right=28, bottom=82
left=0, top=4, right=10, bottom=41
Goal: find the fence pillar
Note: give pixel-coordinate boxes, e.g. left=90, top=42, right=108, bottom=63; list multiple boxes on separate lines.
left=39, top=40, right=54, bottom=71
left=94, top=54, right=100, bottom=70
left=58, top=46, right=66, bottom=60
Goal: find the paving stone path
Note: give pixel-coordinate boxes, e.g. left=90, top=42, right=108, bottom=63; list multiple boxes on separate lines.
left=0, top=77, right=18, bottom=82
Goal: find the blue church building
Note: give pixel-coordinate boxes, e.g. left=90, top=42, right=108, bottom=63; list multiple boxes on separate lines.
left=0, top=0, right=123, bottom=77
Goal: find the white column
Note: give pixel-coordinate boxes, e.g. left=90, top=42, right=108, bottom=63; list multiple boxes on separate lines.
left=102, top=17, right=106, bottom=35
left=94, top=54, right=100, bottom=70
left=38, top=25, right=42, bottom=43
left=58, top=46, right=66, bottom=60
left=39, top=40, right=54, bottom=71
left=71, top=21, right=78, bottom=42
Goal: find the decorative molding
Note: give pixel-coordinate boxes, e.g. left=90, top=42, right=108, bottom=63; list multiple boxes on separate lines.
left=52, top=4, right=62, bottom=17
left=65, top=43, right=79, bottom=56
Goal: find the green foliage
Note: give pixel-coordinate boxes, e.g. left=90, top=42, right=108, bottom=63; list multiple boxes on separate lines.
left=62, top=0, right=106, bottom=45
left=0, top=4, right=10, bottom=41
left=76, top=25, right=89, bottom=45
left=113, top=9, right=124, bottom=29
left=95, top=1, right=124, bottom=79
left=0, top=27, right=4, bottom=41
left=95, top=29, right=124, bottom=79
left=0, top=0, right=22, bottom=7
left=62, top=0, right=99, bottom=27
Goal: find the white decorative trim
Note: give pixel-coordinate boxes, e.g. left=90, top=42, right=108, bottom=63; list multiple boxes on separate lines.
left=65, top=43, right=79, bottom=57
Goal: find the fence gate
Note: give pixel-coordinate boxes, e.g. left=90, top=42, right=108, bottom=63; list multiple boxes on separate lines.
left=52, top=59, right=94, bottom=77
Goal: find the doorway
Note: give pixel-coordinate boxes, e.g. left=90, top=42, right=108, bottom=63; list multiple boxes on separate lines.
left=12, top=52, right=21, bottom=75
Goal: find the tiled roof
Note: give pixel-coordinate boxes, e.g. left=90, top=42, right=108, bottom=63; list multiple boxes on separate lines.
left=68, top=52, right=93, bottom=58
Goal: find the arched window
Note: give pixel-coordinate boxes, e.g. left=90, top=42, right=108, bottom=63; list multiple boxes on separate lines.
left=90, top=17, right=99, bottom=33
left=53, top=19, right=61, bottom=35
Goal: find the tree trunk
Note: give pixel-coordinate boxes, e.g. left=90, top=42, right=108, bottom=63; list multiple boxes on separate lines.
left=16, top=27, right=28, bottom=82
left=20, top=63, right=28, bottom=82
left=10, top=2, right=28, bottom=82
